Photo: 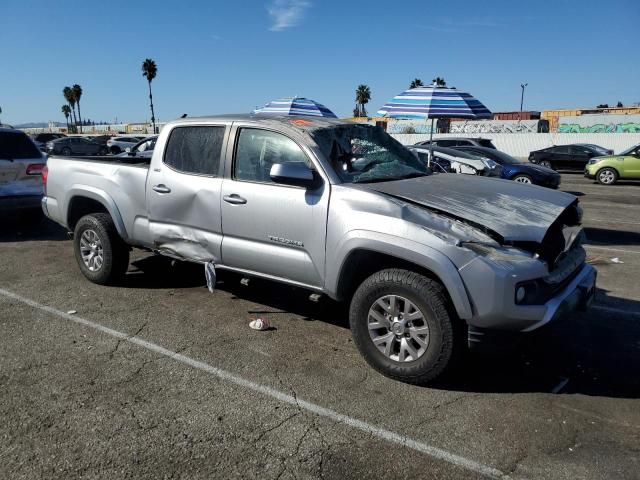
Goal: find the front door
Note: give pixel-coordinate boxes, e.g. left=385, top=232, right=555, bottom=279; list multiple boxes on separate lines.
left=623, top=148, right=640, bottom=177
left=220, top=126, right=329, bottom=288
left=146, top=124, right=227, bottom=262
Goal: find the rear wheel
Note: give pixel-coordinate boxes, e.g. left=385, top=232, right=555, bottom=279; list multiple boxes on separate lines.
left=110, top=146, right=121, bottom=154
left=540, top=160, right=553, bottom=169
left=73, top=213, right=129, bottom=285
left=349, top=269, right=460, bottom=385
left=513, top=174, right=533, bottom=184
left=596, top=167, right=618, bottom=185
left=61, top=147, right=72, bottom=156
left=99, top=146, right=108, bottom=155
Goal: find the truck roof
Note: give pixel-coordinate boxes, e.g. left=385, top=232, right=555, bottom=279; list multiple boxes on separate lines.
left=166, top=114, right=354, bottom=133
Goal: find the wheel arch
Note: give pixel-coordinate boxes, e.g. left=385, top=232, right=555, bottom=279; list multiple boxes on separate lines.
left=328, top=235, right=473, bottom=320
left=66, top=187, right=128, bottom=240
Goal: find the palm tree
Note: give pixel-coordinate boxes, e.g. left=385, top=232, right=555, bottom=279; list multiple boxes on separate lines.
left=61, top=105, right=71, bottom=131
left=410, top=78, right=424, bottom=89
left=355, top=84, right=371, bottom=118
left=432, top=77, right=447, bottom=86
left=142, top=58, right=158, bottom=133
left=72, top=84, right=83, bottom=133
left=63, top=86, right=77, bottom=132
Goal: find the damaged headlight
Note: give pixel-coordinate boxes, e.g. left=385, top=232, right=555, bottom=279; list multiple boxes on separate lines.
left=480, top=158, right=499, bottom=170
left=460, top=242, right=536, bottom=261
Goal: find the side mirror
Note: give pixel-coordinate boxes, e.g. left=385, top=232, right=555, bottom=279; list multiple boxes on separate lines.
left=270, top=162, right=319, bottom=188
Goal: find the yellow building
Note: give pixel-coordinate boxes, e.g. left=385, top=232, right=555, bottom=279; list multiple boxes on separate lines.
left=543, top=107, right=640, bottom=132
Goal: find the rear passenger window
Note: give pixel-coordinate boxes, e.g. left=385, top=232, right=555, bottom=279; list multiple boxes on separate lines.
left=0, top=131, right=41, bottom=159
left=233, top=128, right=310, bottom=183
left=164, top=126, right=225, bottom=176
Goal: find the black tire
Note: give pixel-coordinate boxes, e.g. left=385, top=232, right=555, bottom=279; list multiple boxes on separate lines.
left=596, top=167, right=618, bottom=185
left=349, top=269, right=460, bottom=385
left=512, top=174, right=533, bottom=184
left=540, top=160, right=553, bottom=170
left=61, top=147, right=72, bottom=156
left=73, top=213, right=129, bottom=285
left=99, top=147, right=108, bottom=155
left=110, top=146, right=121, bottom=154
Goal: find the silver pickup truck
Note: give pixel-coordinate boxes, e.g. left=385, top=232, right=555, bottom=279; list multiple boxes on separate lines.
left=42, top=115, right=596, bottom=384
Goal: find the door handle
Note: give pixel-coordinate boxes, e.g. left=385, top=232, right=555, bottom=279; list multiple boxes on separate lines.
left=223, top=194, right=247, bottom=205
left=152, top=184, right=171, bottom=194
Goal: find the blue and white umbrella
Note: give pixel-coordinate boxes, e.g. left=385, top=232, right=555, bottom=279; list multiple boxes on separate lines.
left=377, top=84, right=491, bottom=120
left=253, top=96, right=337, bottom=118
left=377, top=84, right=491, bottom=166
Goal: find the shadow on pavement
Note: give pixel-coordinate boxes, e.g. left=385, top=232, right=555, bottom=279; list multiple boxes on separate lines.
left=122, top=256, right=640, bottom=398
left=0, top=213, right=68, bottom=242
left=585, top=227, right=640, bottom=246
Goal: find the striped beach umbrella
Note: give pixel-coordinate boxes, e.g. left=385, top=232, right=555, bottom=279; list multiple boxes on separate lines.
left=377, top=84, right=491, bottom=120
left=253, top=97, right=337, bottom=118
left=377, top=84, right=491, bottom=166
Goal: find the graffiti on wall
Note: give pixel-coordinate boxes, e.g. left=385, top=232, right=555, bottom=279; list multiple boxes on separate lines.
left=449, top=120, right=547, bottom=134
left=558, top=122, right=640, bottom=133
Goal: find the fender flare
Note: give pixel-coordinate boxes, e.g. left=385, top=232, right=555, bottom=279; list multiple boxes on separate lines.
left=326, top=231, right=473, bottom=320
left=66, top=185, right=129, bottom=240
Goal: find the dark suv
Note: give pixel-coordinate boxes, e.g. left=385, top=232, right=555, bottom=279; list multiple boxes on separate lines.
left=416, top=137, right=496, bottom=149
left=528, top=144, right=613, bottom=171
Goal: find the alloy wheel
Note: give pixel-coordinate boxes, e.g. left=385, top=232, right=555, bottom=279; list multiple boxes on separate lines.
left=79, top=229, right=104, bottom=272
left=367, top=295, right=430, bottom=362
left=598, top=169, right=616, bottom=185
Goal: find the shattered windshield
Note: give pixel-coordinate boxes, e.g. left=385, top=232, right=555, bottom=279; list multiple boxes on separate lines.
left=311, top=124, right=429, bottom=183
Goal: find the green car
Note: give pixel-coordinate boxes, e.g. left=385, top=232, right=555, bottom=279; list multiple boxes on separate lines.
left=585, top=143, right=640, bottom=185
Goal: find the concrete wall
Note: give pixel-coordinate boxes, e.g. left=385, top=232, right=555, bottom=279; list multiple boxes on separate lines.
left=390, top=133, right=640, bottom=158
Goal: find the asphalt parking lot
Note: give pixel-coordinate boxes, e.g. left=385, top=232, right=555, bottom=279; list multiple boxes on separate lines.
left=1, top=173, right=639, bottom=480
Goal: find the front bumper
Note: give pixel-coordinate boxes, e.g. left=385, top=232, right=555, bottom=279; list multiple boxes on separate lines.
left=460, top=253, right=596, bottom=331
left=466, top=264, right=596, bottom=350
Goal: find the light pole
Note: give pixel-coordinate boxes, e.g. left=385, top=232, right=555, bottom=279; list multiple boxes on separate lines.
left=520, top=83, right=528, bottom=120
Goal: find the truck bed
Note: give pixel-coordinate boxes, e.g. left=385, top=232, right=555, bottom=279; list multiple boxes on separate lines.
left=44, top=155, right=151, bottom=243
left=51, top=155, right=150, bottom=168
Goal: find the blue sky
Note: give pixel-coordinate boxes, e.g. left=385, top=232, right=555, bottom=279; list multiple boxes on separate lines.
left=1, top=0, right=638, bottom=124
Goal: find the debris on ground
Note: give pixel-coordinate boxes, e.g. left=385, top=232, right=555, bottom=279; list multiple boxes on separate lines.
left=610, top=257, right=624, bottom=264
left=249, top=318, right=271, bottom=331
left=67, top=310, right=77, bottom=315
left=204, top=262, right=216, bottom=292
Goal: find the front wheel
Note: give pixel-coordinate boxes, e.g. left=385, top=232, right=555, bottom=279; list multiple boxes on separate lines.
left=73, top=213, right=130, bottom=285
left=61, top=147, right=72, bottom=156
left=349, top=269, right=460, bottom=385
left=110, top=146, right=121, bottom=154
left=596, top=167, right=618, bottom=185
left=513, top=174, right=533, bottom=184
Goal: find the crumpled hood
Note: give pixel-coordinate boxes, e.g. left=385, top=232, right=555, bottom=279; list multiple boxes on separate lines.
left=356, top=175, right=577, bottom=243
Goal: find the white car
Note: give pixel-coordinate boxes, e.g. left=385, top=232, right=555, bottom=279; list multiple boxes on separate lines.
left=106, top=136, right=144, bottom=154
left=116, top=135, right=158, bottom=160
left=408, top=145, right=501, bottom=176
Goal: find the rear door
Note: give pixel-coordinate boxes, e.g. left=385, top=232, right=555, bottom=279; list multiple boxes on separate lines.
left=550, top=146, right=571, bottom=169
left=569, top=146, right=592, bottom=169
left=146, top=124, right=227, bottom=262
left=219, top=125, right=329, bottom=288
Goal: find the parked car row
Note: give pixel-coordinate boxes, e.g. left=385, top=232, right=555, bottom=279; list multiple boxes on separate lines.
left=419, top=137, right=639, bottom=186
left=40, top=135, right=150, bottom=156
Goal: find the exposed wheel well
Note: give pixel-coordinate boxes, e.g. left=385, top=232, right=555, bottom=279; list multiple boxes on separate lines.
left=336, top=249, right=450, bottom=302
left=67, top=197, right=109, bottom=231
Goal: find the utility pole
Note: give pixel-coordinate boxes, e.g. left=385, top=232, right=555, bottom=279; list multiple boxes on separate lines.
left=520, top=83, right=528, bottom=120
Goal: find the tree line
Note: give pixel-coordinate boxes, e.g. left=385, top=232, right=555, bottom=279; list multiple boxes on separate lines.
left=60, top=58, right=159, bottom=134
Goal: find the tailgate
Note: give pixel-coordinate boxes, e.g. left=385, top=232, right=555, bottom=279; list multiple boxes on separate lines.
left=0, top=158, right=44, bottom=197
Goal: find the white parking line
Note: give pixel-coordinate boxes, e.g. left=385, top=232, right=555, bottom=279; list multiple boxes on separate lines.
left=0, top=287, right=507, bottom=480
